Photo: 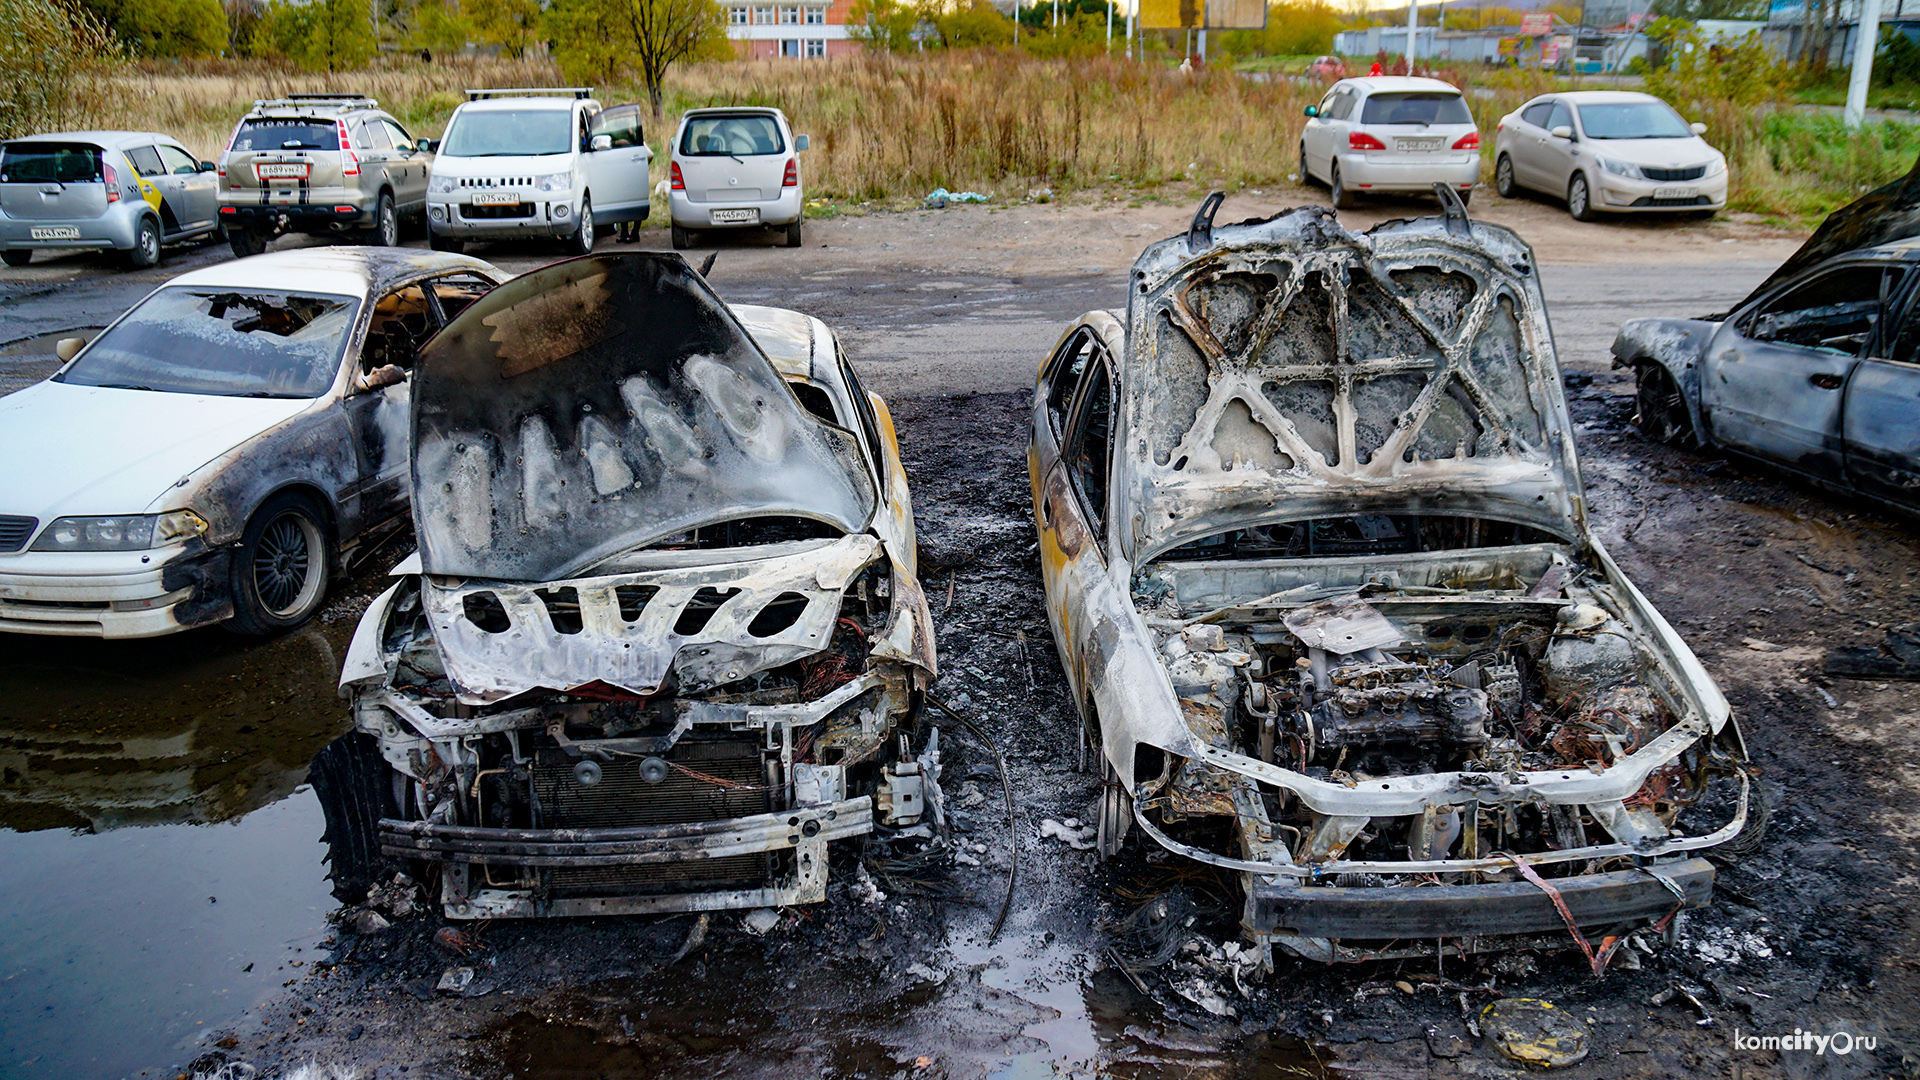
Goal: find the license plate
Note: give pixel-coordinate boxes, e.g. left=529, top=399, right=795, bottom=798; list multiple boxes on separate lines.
left=1654, top=185, right=1697, bottom=199
left=470, top=191, right=521, bottom=206
left=255, top=162, right=309, bottom=180
left=29, top=226, right=80, bottom=240
left=1395, top=137, right=1444, bottom=152
left=711, top=208, right=759, bottom=224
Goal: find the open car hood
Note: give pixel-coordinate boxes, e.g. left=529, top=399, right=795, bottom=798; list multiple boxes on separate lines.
left=410, top=253, right=878, bottom=581
left=1119, top=205, right=1585, bottom=563
left=1735, top=153, right=1920, bottom=310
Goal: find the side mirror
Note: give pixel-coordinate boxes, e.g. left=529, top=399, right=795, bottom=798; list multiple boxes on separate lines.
left=590, top=134, right=613, bottom=152
left=1550, top=125, right=1574, bottom=140
left=418, top=137, right=438, bottom=153
left=1304, top=105, right=1319, bottom=118
left=55, top=337, right=85, bottom=362
left=199, top=160, right=216, bottom=172
left=794, top=133, right=810, bottom=152
left=1690, top=121, right=1707, bottom=135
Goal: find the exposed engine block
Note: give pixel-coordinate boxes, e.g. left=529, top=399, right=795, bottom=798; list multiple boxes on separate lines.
left=1305, top=657, right=1489, bottom=753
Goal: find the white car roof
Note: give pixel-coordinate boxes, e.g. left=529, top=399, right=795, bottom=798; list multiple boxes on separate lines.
left=1339, top=76, right=1464, bottom=95
left=460, top=97, right=583, bottom=112
left=1549, top=91, right=1668, bottom=105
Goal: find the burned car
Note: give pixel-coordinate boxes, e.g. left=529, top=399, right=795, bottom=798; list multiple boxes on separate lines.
left=1031, top=194, right=1756, bottom=966
left=1614, top=159, right=1920, bottom=514
left=324, top=253, right=936, bottom=919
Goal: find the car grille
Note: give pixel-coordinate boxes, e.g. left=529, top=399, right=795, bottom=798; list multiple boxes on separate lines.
left=457, top=177, right=537, bottom=188
left=1642, top=165, right=1707, bottom=182
left=529, top=736, right=778, bottom=897
left=460, top=203, right=535, bottom=219
left=0, top=516, right=36, bottom=553
left=1632, top=195, right=1712, bottom=208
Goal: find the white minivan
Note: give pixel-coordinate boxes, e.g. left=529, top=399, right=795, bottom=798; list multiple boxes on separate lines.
left=667, top=107, right=809, bottom=250
left=426, top=88, right=651, bottom=255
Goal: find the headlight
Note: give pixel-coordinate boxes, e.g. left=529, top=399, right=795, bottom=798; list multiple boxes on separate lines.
left=532, top=172, right=571, bottom=192
left=1705, top=156, right=1727, bottom=178
left=32, top=510, right=208, bottom=551
left=1597, top=157, right=1642, bottom=179
left=428, top=175, right=456, bottom=194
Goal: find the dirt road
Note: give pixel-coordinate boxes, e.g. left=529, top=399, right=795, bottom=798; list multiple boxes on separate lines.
left=5, top=190, right=1915, bottom=1080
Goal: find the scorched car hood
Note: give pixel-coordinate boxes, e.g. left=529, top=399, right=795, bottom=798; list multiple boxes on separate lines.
left=409, top=253, right=878, bottom=581
left=1120, top=205, right=1585, bottom=563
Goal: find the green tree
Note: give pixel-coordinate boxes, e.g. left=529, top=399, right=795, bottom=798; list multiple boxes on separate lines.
left=468, top=0, right=540, bottom=55
left=933, top=0, right=1012, bottom=46
left=404, top=0, right=473, bottom=55
left=261, top=0, right=377, bottom=71
left=1649, top=0, right=1768, bottom=19
left=849, top=0, right=919, bottom=50
left=1, top=0, right=118, bottom=139
left=544, top=0, right=727, bottom=119
left=1219, top=0, right=1339, bottom=56
left=79, top=0, right=228, bottom=56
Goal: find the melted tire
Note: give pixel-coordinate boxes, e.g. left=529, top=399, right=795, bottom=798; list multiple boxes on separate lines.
left=309, top=731, right=402, bottom=904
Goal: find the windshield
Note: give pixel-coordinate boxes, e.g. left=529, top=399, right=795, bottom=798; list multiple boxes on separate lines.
left=1360, top=92, right=1473, bottom=125
left=679, top=115, right=785, bottom=156
left=57, top=286, right=358, bottom=399
left=440, top=109, right=573, bottom=157
left=0, top=143, right=103, bottom=183
left=1577, top=101, right=1694, bottom=139
left=230, top=119, right=340, bottom=153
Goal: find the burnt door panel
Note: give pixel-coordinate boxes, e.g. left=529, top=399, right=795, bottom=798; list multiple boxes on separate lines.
left=344, top=284, right=436, bottom=525
left=1702, top=265, right=1896, bottom=479
left=1844, top=359, right=1920, bottom=510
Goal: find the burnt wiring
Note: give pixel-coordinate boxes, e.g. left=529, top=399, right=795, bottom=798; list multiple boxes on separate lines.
left=926, top=692, right=1017, bottom=943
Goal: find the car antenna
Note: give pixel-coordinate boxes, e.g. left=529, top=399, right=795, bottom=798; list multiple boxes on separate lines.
left=1432, top=182, right=1473, bottom=238
left=698, top=252, right=718, bottom=278
left=1186, top=191, right=1226, bottom=254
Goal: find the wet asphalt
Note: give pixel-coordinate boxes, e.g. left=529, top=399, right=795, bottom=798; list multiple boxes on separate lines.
left=0, top=225, right=1798, bottom=1079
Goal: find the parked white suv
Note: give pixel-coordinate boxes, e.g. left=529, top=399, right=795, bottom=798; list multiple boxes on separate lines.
left=1299, top=77, right=1480, bottom=209
left=426, top=88, right=651, bottom=255
left=667, top=107, right=809, bottom=250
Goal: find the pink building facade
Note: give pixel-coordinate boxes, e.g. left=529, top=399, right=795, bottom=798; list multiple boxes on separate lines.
left=725, top=0, right=862, bottom=58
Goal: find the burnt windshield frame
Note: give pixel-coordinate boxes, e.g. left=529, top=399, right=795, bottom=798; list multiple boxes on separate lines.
left=1156, top=514, right=1566, bottom=561
left=56, top=286, right=361, bottom=399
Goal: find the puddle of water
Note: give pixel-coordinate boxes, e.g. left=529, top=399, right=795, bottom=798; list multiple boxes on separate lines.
left=0, top=623, right=356, bottom=1079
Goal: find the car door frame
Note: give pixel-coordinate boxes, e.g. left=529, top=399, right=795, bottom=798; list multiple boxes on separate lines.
left=1842, top=267, right=1920, bottom=510
left=379, top=116, right=429, bottom=215
left=583, top=103, right=653, bottom=223
left=1508, top=99, right=1555, bottom=191
left=1538, top=99, right=1579, bottom=197
left=1700, top=259, right=1903, bottom=480
left=153, top=141, right=216, bottom=235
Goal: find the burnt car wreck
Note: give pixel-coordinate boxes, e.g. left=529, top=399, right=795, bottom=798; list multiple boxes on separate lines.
left=1032, top=194, right=1758, bottom=967
left=327, top=253, right=937, bottom=918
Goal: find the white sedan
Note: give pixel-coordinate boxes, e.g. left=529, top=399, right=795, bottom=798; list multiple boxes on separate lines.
left=1493, top=91, right=1728, bottom=220
left=0, top=248, right=505, bottom=637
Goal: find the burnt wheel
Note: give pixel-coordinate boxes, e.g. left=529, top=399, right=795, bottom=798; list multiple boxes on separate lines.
left=227, top=491, right=332, bottom=635
left=1634, top=362, right=1695, bottom=447
left=309, top=731, right=403, bottom=904
left=1095, top=753, right=1131, bottom=859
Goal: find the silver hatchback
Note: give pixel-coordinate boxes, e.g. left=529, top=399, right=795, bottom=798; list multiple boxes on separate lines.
left=0, top=132, right=219, bottom=270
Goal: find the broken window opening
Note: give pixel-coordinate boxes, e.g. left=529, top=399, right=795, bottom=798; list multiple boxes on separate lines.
left=1157, top=515, right=1563, bottom=561
left=786, top=380, right=839, bottom=425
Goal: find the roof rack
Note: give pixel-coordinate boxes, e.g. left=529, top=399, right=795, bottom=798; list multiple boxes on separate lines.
left=465, top=87, right=594, bottom=101
left=250, top=94, right=377, bottom=110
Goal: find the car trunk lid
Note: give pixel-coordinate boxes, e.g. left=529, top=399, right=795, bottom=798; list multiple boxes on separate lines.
left=409, top=252, right=878, bottom=581
left=1118, top=204, right=1585, bottom=563
left=0, top=142, right=111, bottom=221
left=222, top=117, right=347, bottom=196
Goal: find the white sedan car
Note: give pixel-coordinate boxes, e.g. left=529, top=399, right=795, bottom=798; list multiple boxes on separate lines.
left=0, top=248, right=505, bottom=638
left=1493, top=91, right=1728, bottom=220
left=1299, top=76, right=1481, bottom=209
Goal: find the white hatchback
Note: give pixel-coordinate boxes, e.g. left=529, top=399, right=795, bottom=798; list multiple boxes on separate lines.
left=667, top=107, right=809, bottom=249
left=1299, top=77, right=1481, bottom=209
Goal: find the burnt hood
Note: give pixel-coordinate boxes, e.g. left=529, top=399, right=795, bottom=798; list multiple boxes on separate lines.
left=1118, top=204, right=1586, bottom=563
left=410, top=254, right=877, bottom=581
left=1734, top=153, right=1920, bottom=311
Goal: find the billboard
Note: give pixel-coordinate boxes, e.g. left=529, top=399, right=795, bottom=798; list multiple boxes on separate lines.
left=1138, top=0, right=1267, bottom=30
left=1519, top=12, right=1553, bottom=34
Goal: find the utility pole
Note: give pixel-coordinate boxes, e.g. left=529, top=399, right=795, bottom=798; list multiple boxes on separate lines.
left=1407, top=0, right=1419, bottom=66
left=1847, top=0, right=1884, bottom=126
left=1107, top=0, right=1113, bottom=50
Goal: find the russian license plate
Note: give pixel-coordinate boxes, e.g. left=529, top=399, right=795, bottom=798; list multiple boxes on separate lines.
left=711, top=208, right=759, bottom=224
left=255, top=162, right=309, bottom=180
left=469, top=191, right=521, bottom=206
left=1395, top=137, right=1444, bottom=152
left=29, top=226, right=80, bottom=240
left=1654, top=185, right=1697, bottom=199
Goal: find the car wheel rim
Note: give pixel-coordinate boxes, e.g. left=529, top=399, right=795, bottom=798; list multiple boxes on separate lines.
left=381, top=204, right=396, bottom=245
left=1497, top=159, right=1511, bottom=191
left=142, top=226, right=158, bottom=261
left=253, top=512, right=322, bottom=618
left=579, top=205, right=592, bottom=249
left=1572, top=180, right=1587, bottom=215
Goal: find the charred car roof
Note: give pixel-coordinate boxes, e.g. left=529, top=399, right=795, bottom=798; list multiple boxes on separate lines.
left=1120, top=205, right=1584, bottom=563
left=162, top=247, right=501, bottom=298
left=409, top=253, right=878, bottom=582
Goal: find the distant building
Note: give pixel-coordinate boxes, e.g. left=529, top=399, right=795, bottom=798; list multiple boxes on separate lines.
left=1333, top=17, right=1651, bottom=72
left=722, top=0, right=860, bottom=58
left=1764, top=0, right=1920, bottom=65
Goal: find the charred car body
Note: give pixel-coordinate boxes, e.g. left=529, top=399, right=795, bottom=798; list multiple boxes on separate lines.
left=1032, top=195, right=1755, bottom=966
left=330, top=253, right=936, bottom=918
left=1614, top=161, right=1920, bottom=515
